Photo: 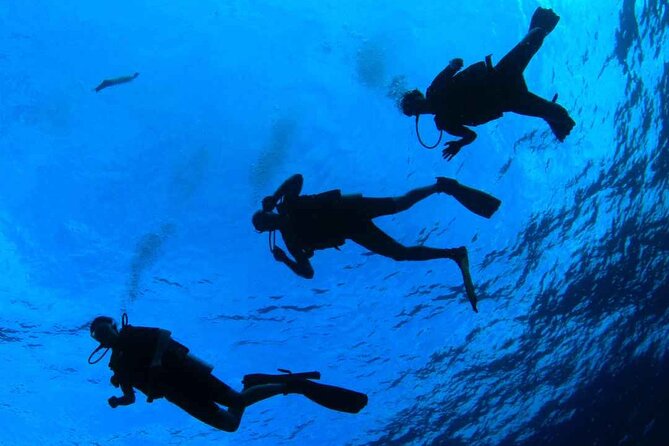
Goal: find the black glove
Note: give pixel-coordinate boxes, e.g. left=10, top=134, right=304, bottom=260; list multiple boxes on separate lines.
left=110, top=375, right=119, bottom=388
left=272, top=247, right=288, bottom=262
left=449, top=58, right=464, bottom=70
left=262, top=196, right=277, bottom=212
left=108, top=396, right=119, bottom=409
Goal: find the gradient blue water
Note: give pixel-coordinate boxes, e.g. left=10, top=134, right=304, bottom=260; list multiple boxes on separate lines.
left=1, top=1, right=667, bottom=445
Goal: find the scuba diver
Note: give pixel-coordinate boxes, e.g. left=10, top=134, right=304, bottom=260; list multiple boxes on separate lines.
left=252, top=174, right=501, bottom=312
left=88, top=315, right=367, bottom=432
left=93, top=72, right=140, bottom=93
left=400, top=7, right=575, bottom=160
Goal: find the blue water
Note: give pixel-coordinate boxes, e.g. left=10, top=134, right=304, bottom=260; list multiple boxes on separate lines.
left=1, top=1, right=667, bottom=445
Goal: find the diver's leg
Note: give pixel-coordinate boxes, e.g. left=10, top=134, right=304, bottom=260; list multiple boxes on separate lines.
left=349, top=222, right=458, bottom=261
left=495, top=28, right=547, bottom=77
left=240, top=384, right=287, bottom=405
left=509, top=92, right=575, bottom=141
left=495, top=8, right=559, bottom=77
left=350, top=223, right=478, bottom=311
left=348, top=183, right=441, bottom=219
left=221, top=384, right=288, bottom=429
left=391, top=184, right=441, bottom=213
left=210, top=374, right=286, bottom=407
left=169, top=395, right=244, bottom=432
left=173, top=379, right=290, bottom=432
left=347, top=179, right=501, bottom=220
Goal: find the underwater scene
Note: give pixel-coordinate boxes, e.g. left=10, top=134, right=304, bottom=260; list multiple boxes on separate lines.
left=1, top=0, right=668, bottom=444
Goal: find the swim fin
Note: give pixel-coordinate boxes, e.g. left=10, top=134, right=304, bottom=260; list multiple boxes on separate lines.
left=242, top=370, right=321, bottom=388
left=242, top=370, right=368, bottom=414
left=288, top=379, right=368, bottom=414
left=437, top=177, right=501, bottom=218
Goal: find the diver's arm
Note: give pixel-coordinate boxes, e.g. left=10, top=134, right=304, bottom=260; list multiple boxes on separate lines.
left=264, top=174, right=304, bottom=210
left=273, top=244, right=314, bottom=279
left=108, top=382, right=136, bottom=408
left=440, top=123, right=477, bottom=161
left=442, top=123, right=477, bottom=145
left=431, top=58, right=464, bottom=88
left=281, top=255, right=315, bottom=279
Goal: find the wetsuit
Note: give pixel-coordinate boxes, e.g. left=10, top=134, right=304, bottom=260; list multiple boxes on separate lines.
left=109, top=326, right=243, bottom=420
left=277, top=191, right=406, bottom=253
left=428, top=61, right=506, bottom=129
left=278, top=190, right=349, bottom=252
left=101, top=321, right=368, bottom=430
left=425, top=11, right=575, bottom=144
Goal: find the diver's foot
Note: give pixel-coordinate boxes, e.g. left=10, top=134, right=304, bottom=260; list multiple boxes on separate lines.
left=436, top=177, right=460, bottom=195
left=530, top=7, right=560, bottom=34
left=548, top=116, right=575, bottom=142
left=451, top=246, right=478, bottom=313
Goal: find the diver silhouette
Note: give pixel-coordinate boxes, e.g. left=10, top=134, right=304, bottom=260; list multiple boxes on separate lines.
left=89, top=316, right=367, bottom=432
left=93, top=72, right=140, bottom=93
left=253, top=174, right=501, bottom=312
left=400, top=7, right=575, bottom=160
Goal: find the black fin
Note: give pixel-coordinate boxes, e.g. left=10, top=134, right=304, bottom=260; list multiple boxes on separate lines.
left=242, top=370, right=321, bottom=388
left=439, top=178, right=501, bottom=219
left=295, top=380, right=368, bottom=414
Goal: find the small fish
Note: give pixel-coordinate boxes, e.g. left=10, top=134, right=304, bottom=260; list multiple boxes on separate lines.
left=153, top=277, right=183, bottom=288
left=94, top=72, right=139, bottom=93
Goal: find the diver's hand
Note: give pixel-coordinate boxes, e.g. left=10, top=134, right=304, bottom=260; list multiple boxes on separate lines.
left=449, top=58, right=464, bottom=70
left=272, top=247, right=289, bottom=262
left=110, top=375, right=120, bottom=388
left=442, top=140, right=464, bottom=161
left=262, top=196, right=277, bottom=212
left=108, top=396, right=120, bottom=409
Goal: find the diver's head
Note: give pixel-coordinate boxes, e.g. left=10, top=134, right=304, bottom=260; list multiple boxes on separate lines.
left=400, top=89, right=427, bottom=116
left=90, top=316, right=119, bottom=347
left=252, top=210, right=282, bottom=233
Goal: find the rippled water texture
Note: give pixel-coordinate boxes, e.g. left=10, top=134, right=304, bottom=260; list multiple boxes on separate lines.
left=0, top=1, right=667, bottom=445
